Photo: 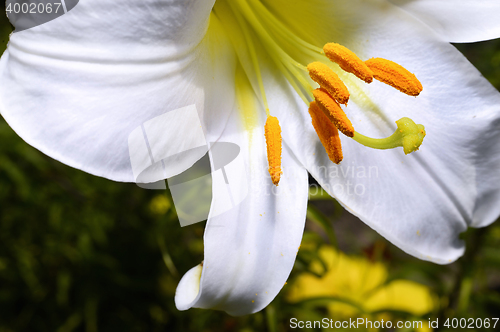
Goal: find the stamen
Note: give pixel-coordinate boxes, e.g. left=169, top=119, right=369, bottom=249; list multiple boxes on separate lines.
left=365, top=58, right=423, bottom=96
left=309, top=101, right=343, bottom=164
left=264, top=115, right=283, bottom=186
left=307, top=62, right=350, bottom=105
left=247, top=0, right=323, bottom=55
left=323, top=43, right=374, bottom=83
left=231, top=0, right=312, bottom=104
left=352, top=117, right=426, bottom=154
left=312, top=88, right=354, bottom=138
left=228, top=3, right=270, bottom=115
left=217, top=1, right=428, bottom=184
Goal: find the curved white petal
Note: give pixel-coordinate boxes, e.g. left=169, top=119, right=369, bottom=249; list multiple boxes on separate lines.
left=388, top=0, right=500, bottom=43
left=262, top=0, right=500, bottom=263
left=0, top=0, right=236, bottom=182
left=175, top=76, right=309, bottom=316
left=175, top=264, right=203, bottom=310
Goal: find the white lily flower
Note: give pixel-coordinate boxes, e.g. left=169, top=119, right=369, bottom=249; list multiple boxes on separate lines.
left=1, top=0, right=500, bottom=316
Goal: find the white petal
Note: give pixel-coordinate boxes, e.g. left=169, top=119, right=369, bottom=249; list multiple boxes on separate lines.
left=388, top=0, right=500, bottom=42
left=175, top=264, right=203, bottom=311
left=262, top=0, right=500, bottom=262
left=0, top=0, right=236, bottom=182
left=175, top=79, right=309, bottom=316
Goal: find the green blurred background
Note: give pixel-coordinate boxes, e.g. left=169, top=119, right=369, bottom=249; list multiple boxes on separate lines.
left=0, top=4, right=499, bottom=332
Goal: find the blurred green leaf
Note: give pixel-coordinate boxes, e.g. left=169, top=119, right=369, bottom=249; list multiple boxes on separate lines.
left=306, top=204, right=338, bottom=249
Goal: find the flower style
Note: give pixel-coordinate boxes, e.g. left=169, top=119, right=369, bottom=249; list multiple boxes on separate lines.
left=1, top=0, right=500, bottom=316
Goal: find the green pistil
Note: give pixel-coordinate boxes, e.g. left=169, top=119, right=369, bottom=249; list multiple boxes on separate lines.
left=352, top=117, right=426, bottom=155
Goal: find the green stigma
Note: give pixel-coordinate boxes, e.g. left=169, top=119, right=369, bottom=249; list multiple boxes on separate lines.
left=352, top=117, right=426, bottom=155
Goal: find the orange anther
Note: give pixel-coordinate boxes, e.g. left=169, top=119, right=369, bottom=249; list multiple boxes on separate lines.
left=264, top=116, right=283, bottom=186
left=323, top=43, right=374, bottom=83
left=312, top=88, right=354, bottom=137
left=365, top=58, right=423, bottom=96
left=309, top=101, right=343, bottom=164
left=307, top=62, right=350, bottom=105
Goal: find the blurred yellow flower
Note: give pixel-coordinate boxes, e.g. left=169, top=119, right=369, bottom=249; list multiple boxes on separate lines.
left=287, top=245, right=437, bottom=331
left=149, top=195, right=171, bottom=216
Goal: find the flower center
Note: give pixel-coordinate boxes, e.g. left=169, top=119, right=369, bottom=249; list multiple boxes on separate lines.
left=213, top=0, right=426, bottom=186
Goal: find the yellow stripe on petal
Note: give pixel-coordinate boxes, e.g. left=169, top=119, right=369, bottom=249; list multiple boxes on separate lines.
left=235, top=65, right=259, bottom=133
left=264, top=116, right=283, bottom=186
left=323, top=43, right=374, bottom=84
left=307, top=62, right=350, bottom=105
left=309, top=101, right=343, bottom=164
left=312, top=88, right=354, bottom=138
left=365, top=58, right=423, bottom=96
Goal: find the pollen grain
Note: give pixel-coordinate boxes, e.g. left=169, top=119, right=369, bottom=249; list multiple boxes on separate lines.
left=307, top=62, right=350, bottom=105
left=309, top=101, right=343, bottom=164
left=365, top=58, right=423, bottom=96
left=264, top=115, right=283, bottom=186
left=323, top=43, right=374, bottom=83
left=312, top=88, right=354, bottom=137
